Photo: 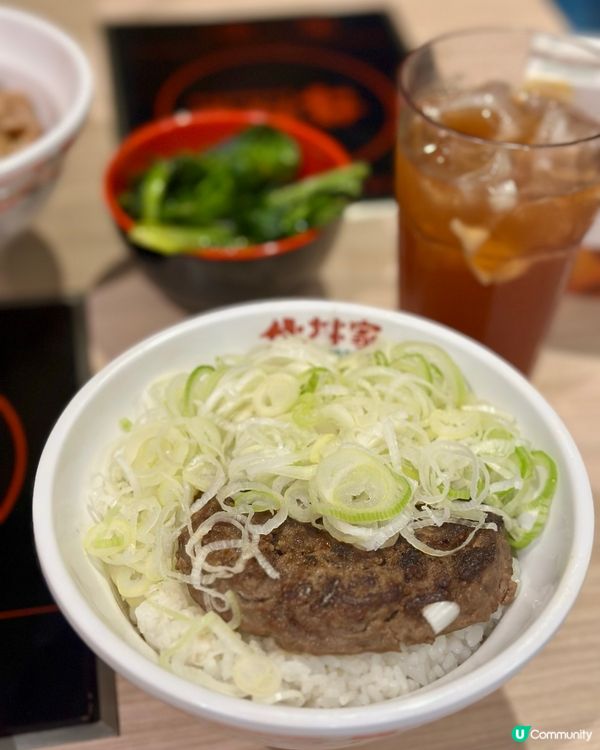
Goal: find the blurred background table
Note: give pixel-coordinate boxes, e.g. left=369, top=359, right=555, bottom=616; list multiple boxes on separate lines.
left=3, top=0, right=599, bottom=748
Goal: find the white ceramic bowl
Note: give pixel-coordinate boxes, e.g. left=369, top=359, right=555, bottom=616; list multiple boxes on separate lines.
left=33, top=300, right=593, bottom=749
left=0, top=6, right=92, bottom=246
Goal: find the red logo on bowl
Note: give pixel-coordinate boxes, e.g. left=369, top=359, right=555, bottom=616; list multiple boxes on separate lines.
left=260, top=316, right=381, bottom=348
left=0, top=155, right=61, bottom=213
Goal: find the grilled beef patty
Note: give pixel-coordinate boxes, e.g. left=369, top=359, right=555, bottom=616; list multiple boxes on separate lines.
left=176, top=500, right=516, bottom=655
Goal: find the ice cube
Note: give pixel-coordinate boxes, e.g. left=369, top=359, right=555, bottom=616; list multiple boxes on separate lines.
left=449, top=219, right=490, bottom=255
left=449, top=218, right=538, bottom=285
left=456, top=149, right=513, bottom=199
left=467, top=253, right=533, bottom=286
left=487, top=178, right=518, bottom=212
left=422, top=104, right=441, bottom=120
left=436, top=81, right=522, bottom=141
left=534, top=99, right=598, bottom=145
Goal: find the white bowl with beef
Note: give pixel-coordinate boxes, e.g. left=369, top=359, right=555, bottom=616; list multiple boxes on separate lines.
left=33, top=300, right=593, bottom=749
left=0, top=7, right=92, bottom=247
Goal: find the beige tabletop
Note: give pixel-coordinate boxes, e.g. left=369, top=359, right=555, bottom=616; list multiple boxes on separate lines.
left=4, top=0, right=600, bottom=748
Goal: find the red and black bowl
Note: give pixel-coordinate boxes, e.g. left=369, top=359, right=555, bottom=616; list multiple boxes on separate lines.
left=104, top=109, right=351, bottom=309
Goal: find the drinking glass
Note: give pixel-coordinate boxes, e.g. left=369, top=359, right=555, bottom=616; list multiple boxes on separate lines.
left=396, top=29, right=600, bottom=373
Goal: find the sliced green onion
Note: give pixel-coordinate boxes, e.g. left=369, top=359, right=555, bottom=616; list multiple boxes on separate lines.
left=510, top=451, right=558, bottom=549
left=232, top=653, right=282, bottom=698
left=291, top=393, right=316, bottom=428
left=391, top=352, right=432, bottom=382
left=111, top=565, right=152, bottom=598
left=300, top=367, right=333, bottom=395
left=253, top=373, right=300, bottom=417
left=83, top=518, right=131, bottom=559
left=447, top=488, right=472, bottom=500
left=309, top=445, right=412, bottom=523
left=514, top=445, right=534, bottom=480
left=373, top=350, right=389, bottom=366
left=400, top=459, right=419, bottom=484
left=233, top=489, right=281, bottom=512
left=119, top=417, right=133, bottom=432
left=183, top=365, right=215, bottom=416
left=428, top=408, right=481, bottom=440
left=392, top=342, right=469, bottom=406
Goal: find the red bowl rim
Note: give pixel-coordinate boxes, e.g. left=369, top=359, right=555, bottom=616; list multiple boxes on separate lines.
left=103, top=109, right=351, bottom=262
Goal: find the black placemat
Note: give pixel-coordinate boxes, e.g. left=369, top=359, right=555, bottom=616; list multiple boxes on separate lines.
left=0, top=299, right=117, bottom=745
left=106, top=12, right=407, bottom=198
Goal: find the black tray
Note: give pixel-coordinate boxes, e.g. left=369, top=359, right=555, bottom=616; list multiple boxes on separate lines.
left=0, top=299, right=117, bottom=747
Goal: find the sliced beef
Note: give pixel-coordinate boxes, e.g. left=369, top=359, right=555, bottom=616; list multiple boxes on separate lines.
left=0, top=91, right=42, bottom=156
left=176, top=500, right=516, bottom=655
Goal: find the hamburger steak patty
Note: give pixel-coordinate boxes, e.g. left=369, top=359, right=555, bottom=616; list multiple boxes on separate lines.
left=176, top=500, right=517, bottom=655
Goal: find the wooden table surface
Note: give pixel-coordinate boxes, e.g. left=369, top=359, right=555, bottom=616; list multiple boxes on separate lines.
left=4, top=0, right=600, bottom=748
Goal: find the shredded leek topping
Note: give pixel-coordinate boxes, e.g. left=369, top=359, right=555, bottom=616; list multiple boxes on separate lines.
left=84, top=337, right=557, bottom=697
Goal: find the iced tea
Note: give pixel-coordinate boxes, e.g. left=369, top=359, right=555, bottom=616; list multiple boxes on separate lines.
left=396, top=30, right=600, bottom=373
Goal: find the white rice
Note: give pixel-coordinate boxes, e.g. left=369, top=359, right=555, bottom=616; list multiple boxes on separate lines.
left=134, top=579, right=499, bottom=708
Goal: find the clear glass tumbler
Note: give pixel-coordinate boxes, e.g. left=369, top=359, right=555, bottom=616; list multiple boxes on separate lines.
left=396, top=29, right=600, bottom=373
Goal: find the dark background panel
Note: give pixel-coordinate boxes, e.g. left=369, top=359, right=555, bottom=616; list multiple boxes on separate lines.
left=0, top=303, right=82, bottom=611
left=0, top=613, right=99, bottom=735
left=106, top=13, right=407, bottom=198
left=0, top=300, right=101, bottom=737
